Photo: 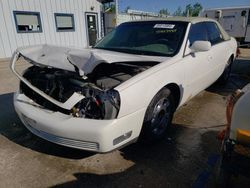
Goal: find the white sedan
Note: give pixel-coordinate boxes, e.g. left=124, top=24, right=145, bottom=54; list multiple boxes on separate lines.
left=11, top=17, right=237, bottom=152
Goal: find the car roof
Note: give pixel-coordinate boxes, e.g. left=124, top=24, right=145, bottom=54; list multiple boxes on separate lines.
left=128, top=16, right=216, bottom=24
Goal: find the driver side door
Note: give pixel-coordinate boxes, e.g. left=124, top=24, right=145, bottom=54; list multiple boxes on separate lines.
left=182, top=22, right=213, bottom=97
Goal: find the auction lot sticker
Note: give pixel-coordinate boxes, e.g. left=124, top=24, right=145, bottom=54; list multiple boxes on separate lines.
left=154, top=24, right=175, bottom=29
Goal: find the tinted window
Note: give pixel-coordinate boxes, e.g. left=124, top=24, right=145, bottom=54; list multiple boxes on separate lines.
left=54, top=13, right=75, bottom=32
left=188, top=23, right=208, bottom=46
left=205, top=22, right=224, bottom=45
left=13, top=11, right=42, bottom=33
left=248, top=10, right=250, bottom=25
left=95, top=21, right=188, bottom=57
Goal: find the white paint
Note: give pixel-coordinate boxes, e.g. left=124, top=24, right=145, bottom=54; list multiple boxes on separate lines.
left=12, top=18, right=237, bottom=152
left=154, top=24, right=175, bottom=29
left=201, top=7, right=250, bottom=41
left=15, top=44, right=167, bottom=76
left=230, top=86, right=250, bottom=140
left=0, top=0, right=102, bottom=58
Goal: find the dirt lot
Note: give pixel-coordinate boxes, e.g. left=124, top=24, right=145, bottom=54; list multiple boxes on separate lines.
left=0, top=52, right=250, bottom=187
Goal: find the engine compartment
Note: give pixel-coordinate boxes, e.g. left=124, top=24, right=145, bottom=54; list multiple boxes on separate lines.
left=20, top=61, right=158, bottom=119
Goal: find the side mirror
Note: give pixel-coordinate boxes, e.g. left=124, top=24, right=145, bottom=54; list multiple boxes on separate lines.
left=190, top=41, right=211, bottom=52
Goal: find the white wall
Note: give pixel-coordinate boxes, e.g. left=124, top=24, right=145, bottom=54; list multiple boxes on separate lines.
left=201, top=8, right=250, bottom=39
left=0, top=0, right=102, bottom=58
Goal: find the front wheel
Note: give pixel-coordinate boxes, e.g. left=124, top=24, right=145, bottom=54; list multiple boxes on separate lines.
left=140, top=88, right=175, bottom=143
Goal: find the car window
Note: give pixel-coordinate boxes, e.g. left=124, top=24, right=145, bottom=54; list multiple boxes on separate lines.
left=94, top=21, right=188, bottom=57
left=205, top=22, right=224, bottom=45
left=188, top=23, right=208, bottom=46
left=248, top=10, right=250, bottom=25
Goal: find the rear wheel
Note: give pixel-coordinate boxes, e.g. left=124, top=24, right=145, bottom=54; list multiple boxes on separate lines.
left=218, top=57, right=233, bottom=84
left=140, top=88, right=175, bottom=143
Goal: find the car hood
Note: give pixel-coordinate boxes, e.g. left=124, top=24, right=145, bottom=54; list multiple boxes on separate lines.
left=17, top=44, right=170, bottom=76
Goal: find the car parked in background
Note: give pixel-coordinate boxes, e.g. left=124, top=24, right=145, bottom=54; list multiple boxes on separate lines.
left=11, top=17, right=237, bottom=152
left=217, top=84, right=250, bottom=186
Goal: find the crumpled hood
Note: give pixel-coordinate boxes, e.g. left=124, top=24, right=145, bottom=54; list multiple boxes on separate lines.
left=17, top=44, right=169, bottom=75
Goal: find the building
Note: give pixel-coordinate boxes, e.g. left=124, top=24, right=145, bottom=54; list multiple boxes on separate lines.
left=104, top=9, right=165, bottom=34
left=0, top=0, right=103, bottom=59
left=0, top=0, right=165, bottom=59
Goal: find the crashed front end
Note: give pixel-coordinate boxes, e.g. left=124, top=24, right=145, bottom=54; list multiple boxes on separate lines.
left=19, top=65, right=121, bottom=120
left=11, top=45, right=158, bottom=152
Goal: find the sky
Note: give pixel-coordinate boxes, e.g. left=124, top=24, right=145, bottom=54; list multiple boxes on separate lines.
left=118, top=0, right=250, bottom=14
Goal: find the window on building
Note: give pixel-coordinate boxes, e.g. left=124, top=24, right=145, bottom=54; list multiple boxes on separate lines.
left=54, top=13, right=75, bottom=31
left=13, top=11, right=42, bottom=33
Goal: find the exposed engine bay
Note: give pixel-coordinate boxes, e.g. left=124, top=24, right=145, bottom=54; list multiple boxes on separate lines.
left=20, top=61, right=158, bottom=119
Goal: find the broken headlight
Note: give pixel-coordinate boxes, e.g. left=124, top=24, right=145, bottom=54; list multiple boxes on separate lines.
left=72, top=89, right=120, bottom=119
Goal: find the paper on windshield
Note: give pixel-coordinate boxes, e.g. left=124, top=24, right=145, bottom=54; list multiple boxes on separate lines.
left=153, top=24, right=175, bottom=29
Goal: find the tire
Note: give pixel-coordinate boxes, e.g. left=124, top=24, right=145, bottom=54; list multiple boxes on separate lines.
left=140, top=88, right=175, bottom=143
left=218, top=57, right=233, bottom=84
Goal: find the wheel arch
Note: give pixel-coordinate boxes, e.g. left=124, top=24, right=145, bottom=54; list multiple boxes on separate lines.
left=164, top=83, right=181, bottom=110
left=229, top=54, right=234, bottom=61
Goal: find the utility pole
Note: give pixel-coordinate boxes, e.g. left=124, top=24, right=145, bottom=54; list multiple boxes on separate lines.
left=115, top=0, right=118, bottom=25
left=187, top=9, right=189, bottom=17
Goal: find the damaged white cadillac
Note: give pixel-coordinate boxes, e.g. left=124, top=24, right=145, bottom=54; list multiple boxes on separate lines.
left=11, top=17, right=237, bottom=152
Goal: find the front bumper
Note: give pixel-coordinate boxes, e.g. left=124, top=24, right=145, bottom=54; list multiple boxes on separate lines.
left=14, top=93, right=146, bottom=152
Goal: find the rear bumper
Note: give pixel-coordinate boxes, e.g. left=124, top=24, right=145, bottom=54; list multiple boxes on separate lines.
left=14, top=93, right=146, bottom=152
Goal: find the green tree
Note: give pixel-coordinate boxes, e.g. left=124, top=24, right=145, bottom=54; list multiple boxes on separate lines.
left=192, top=3, right=203, bottom=16
left=173, top=6, right=183, bottom=16
left=183, top=3, right=203, bottom=17
left=183, top=4, right=192, bottom=16
left=109, top=4, right=116, bottom=13
left=159, top=8, right=170, bottom=16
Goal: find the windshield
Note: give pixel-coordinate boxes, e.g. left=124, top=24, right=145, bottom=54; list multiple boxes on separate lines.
left=94, top=21, right=188, bottom=57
